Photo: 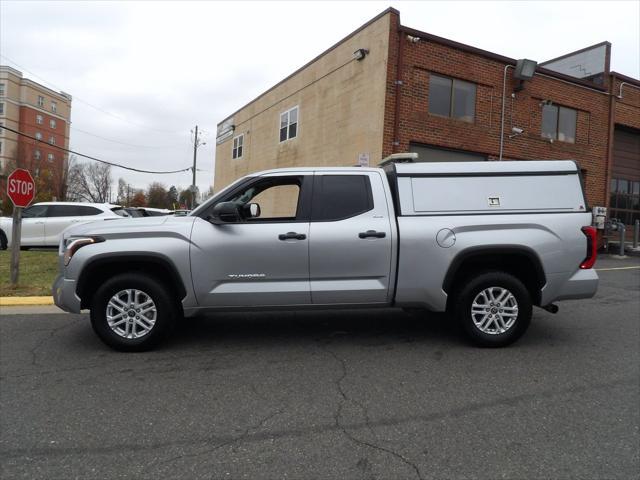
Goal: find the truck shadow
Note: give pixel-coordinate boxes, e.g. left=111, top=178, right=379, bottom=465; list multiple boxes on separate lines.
left=168, top=308, right=463, bottom=349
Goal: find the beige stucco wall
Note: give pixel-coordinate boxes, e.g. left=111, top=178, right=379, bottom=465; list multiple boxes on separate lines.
left=213, top=11, right=391, bottom=192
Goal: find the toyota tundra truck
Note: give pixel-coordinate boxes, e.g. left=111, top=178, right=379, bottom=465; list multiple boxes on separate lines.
left=53, top=157, right=598, bottom=351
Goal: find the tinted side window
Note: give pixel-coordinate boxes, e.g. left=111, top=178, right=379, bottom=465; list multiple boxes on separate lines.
left=47, top=205, right=99, bottom=217
left=312, top=175, right=373, bottom=221
left=76, top=206, right=103, bottom=216
left=22, top=205, right=48, bottom=218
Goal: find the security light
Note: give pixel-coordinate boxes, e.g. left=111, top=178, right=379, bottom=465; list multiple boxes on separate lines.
left=514, top=59, right=537, bottom=80
left=353, top=48, right=369, bottom=61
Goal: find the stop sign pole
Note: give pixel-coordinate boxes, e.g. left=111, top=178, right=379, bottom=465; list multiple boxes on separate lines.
left=6, top=169, right=36, bottom=285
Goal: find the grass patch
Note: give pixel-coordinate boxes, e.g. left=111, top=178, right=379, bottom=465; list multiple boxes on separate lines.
left=0, top=249, right=59, bottom=297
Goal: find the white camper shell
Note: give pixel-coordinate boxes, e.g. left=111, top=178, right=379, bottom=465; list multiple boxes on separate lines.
left=390, top=160, right=587, bottom=216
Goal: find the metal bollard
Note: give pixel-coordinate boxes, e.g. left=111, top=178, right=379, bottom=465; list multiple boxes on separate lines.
left=619, top=222, right=626, bottom=256
left=634, top=219, right=639, bottom=249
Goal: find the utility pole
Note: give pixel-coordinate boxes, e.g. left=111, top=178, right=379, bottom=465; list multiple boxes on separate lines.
left=190, top=125, right=206, bottom=209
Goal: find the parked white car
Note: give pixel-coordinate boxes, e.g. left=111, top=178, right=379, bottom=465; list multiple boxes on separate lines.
left=0, top=202, right=129, bottom=249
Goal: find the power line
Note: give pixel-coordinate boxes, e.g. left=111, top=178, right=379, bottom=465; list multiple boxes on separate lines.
left=71, top=126, right=184, bottom=149
left=0, top=54, right=184, bottom=135
left=0, top=125, right=193, bottom=174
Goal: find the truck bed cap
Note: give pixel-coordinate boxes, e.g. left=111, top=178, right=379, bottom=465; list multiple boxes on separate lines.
left=393, top=160, right=579, bottom=176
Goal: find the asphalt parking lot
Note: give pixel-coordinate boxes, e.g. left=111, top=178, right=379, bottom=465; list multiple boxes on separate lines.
left=1, top=256, right=639, bottom=479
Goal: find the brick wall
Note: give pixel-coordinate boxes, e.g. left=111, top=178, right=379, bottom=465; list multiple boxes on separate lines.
left=383, top=14, right=613, bottom=208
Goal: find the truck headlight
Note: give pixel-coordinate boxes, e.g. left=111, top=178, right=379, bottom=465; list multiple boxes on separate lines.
left=63, top=237, right=104, bottom=266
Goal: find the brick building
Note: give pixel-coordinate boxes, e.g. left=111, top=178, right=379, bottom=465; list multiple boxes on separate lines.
left=0, top=65, right=72, bottom=210
left=215, top=8, right=639, bottom=228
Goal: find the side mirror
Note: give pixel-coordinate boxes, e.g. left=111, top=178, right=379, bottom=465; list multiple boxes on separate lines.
left=243, top=203, right=261, bottom=219
left=209, top=202, right=241, bottom=224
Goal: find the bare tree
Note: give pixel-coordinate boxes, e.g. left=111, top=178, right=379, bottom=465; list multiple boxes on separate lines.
left=67, top=161, right=112, bottom=203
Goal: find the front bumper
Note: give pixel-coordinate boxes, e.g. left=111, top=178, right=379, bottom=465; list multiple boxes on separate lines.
left=52, top=274, right=82, bottom=313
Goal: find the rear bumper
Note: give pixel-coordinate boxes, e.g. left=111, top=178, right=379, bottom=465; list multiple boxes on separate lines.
left=542, top=269, right=599, bottom=304
left=52, top=274, right=82, bottom=313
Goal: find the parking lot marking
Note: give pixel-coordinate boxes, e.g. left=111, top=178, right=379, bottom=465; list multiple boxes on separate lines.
left=596, top=266, right=640, bottom=271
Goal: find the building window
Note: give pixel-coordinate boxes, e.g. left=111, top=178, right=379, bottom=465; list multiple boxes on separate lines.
left=49, top=136, right=55, bottom=145
left=50, top=119, right=56, bottom=129
left=610, top=178, right=640, bottom=226
left=51, top=101, right=57, bottom=113
left=36, top=114, right=43, bottom=125
left=48, top=153, right=55, bottom=162
left=34, top=149, right=41, bottom=160
left=0, top=141, right=2, bottom=154
left=35, top=132, right=42, bottom=140
left=232, top=134, right=244, bottom=159
left=0, top=83, right=5, bottom=96
left=38, top=96, right=45, bottom=107
left=541, top=104, right=577, bottom=143
left=428, top=74, right=476, bottom=122
left=0, top=103, right=4, bottom=115
left=279, top=106, right=298, bottom=142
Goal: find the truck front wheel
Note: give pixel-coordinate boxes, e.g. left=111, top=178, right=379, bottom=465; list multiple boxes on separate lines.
left=454, top=271, right=532, bottom=347
left=90, top=273, right=178, bottom=351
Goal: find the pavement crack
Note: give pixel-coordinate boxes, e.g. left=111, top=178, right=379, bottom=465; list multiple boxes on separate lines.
left=28, top=317, right=83, bottom=368
left=320, top=342, right=423, bottom=480
left=154, top=408, right=285, bottom=469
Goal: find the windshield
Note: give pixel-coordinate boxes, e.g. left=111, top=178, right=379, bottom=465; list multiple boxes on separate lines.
left=190, top=176, right=254, bottom=217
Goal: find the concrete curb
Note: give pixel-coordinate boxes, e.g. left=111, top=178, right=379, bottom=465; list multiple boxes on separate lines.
left=0, top=296, right=54, bottom=306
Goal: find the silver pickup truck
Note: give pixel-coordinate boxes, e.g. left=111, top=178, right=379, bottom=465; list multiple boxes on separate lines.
left=53, top=158, right=598, bottom=351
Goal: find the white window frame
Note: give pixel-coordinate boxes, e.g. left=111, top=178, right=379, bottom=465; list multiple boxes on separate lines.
left=279, top=106, right=299, bottom=143
left=49, top=136, right=56, bottom=145
left=36, top=114, right=43, bottom=125
left=232, top=134, right=244, bottom=159
left=34, top=149, right=41, bottom=160
left=50, top=119, right=56, bottom=129
left=51, top=101, right=57, bottom=113
left=35, top=132, right=42, bottom=140
left=48, top=153, right=54, bottom=162
left=37, top=95, right=45, bottom=107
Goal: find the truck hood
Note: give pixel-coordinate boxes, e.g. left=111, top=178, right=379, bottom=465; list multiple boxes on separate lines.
left=62, top=215, right=196, bottom=241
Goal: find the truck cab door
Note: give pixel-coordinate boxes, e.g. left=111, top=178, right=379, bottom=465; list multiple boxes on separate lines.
left=309, top=171, right=394, bottom=304
left=190, top=174, right=312, bottom=307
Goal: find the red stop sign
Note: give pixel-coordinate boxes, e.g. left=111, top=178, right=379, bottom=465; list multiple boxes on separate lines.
left=7, top=168, right=36, bottom=208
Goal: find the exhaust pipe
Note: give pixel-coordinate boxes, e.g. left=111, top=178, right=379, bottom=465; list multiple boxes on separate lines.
left=542, top=304, right=559, bottom=314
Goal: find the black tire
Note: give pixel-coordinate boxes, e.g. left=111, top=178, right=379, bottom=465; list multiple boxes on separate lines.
left=90, top=272, right=178, bottom=351
left=0, top=230, right=7, bottom=250
left=453, top=271, right=532, bottom=347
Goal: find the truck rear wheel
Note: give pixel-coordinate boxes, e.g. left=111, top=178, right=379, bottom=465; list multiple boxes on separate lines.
left=90, top=273, right=177, bottom=351
left=454, top=271, right=532, bottom=347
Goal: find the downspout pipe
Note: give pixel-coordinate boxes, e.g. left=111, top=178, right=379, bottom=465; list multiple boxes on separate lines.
left=392, top=30, right=405, bottom=154
left=498, top=64, right=514, bottom=161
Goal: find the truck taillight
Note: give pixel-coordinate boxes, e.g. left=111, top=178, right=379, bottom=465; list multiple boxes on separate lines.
left=580, top=226, right=597, bottom=269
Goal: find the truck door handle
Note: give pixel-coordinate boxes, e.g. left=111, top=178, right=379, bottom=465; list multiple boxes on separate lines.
left=359, top=230, right=386, bottom=239
left=278, top=232, right=307, bottom=241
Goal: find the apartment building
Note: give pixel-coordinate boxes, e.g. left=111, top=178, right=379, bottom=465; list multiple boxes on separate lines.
left=0, top=65, right=72, bottom=205
left=214, top=8, right=639, bottom=228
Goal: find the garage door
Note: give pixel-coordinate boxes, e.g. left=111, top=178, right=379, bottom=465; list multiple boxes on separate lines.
left=609, top=127, right=640, bottom=226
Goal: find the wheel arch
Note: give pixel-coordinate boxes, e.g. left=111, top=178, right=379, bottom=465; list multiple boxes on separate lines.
left=77, top=253, right=187, bottom=310
left=443, top=245, right=546, bottom=307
